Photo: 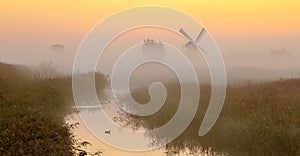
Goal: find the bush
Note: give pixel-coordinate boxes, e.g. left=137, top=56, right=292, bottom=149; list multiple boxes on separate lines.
left=0, top=62, right=107, bottom=155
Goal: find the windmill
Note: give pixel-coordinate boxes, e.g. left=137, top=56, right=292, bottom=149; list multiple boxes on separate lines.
left=179, top=27, right=206, bottom=53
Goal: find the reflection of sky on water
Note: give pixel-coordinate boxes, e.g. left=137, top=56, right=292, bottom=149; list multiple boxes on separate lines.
left=67, top=85, right=167, bottom=154
left=72, top=82, right=159, bottom=149
left=65, top=112, right=165, bottom=156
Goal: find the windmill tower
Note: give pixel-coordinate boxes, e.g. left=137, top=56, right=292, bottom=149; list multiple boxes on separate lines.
left=179, top=28, right=206, bottom=54
left=179, top=27, right=209, bottom=81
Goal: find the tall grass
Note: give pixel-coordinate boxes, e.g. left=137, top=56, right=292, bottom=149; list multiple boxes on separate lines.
left=0, top=62, right=107, bottom=155
left=120, top=79, right=300, bottom=155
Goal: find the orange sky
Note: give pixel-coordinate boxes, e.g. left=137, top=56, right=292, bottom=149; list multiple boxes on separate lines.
left=1, top=0, right=300, bottom=38
left=0, top=0, right=300, bottom=66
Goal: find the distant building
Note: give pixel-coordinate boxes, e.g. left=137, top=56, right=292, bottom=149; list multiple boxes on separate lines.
left=143, top=38, right=164, bottom=53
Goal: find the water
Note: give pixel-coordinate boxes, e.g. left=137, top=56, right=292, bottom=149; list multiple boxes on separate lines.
left=65, top=98, right=166, bottom=156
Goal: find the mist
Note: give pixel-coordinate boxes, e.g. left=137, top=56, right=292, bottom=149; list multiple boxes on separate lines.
left=1, top=34, right=299, bottom=84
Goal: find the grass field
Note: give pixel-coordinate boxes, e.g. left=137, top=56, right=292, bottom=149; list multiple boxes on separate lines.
left=123, top=79, right=300, bottom=155
left=0, top=62, right=106, bottom=155
left=1, top=62, right=299, bottom=155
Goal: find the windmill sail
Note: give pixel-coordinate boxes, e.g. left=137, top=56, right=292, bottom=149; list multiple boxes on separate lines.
left=195, top=28, right=206, bottom=44
left=179, top=28, right=193, bottom=41
left=179, top=27, right=206, bottom=53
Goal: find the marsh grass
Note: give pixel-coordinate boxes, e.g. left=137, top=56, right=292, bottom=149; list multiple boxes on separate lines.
left=119, top=79, right=300, bottom=155
left=0, top=62, right=107, bottom=155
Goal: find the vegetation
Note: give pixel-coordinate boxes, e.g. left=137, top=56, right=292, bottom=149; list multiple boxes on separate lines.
left=121, top=79, right=300, bottom=155
left=0, top=62, right=107, bottom=155
left=1, top=60, right=299, bottom=155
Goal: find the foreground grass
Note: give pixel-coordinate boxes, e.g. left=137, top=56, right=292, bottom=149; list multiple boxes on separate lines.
left=2, top=61, right=299, bottom=155
left=0, top=62, right=107, bottom=155
left=0, top=62, right=75, bottom=155
left=125, top=79, right=300, bottom=155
